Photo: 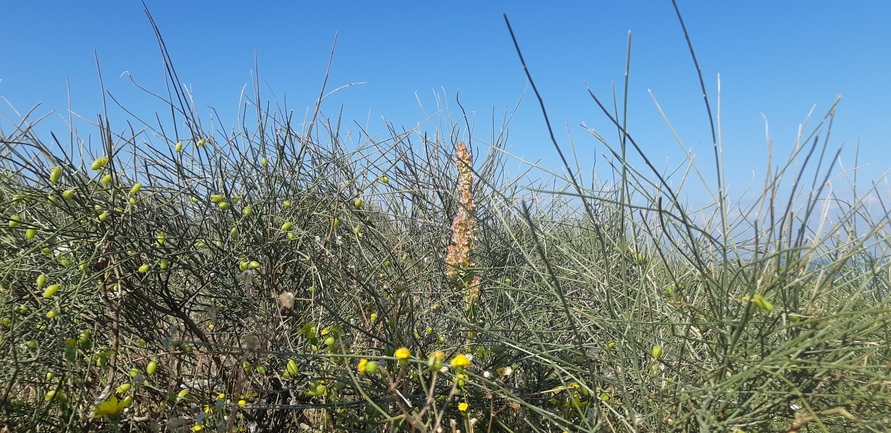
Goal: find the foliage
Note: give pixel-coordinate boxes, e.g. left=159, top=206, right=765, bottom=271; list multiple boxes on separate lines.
left=1, top=9, right=890, bottom=433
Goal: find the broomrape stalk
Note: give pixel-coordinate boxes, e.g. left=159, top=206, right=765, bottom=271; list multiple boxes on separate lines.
left=445, top=142, right=481, bottom=312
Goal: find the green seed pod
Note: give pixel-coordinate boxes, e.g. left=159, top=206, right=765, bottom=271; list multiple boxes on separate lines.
left=91, top=157, right=109, bottom=170
left=210, top=194, right=224, bottom=203
left=45, top=390, right=69, bottom=404
left=218, top=202, right=229, bottom=210
left=101, top=174, right=113, bottom=184
left=197, top=139, right=206, bottom=147
left=751, top=294, right=774, bottom=312
left=354, top=198, right=363, bottom=209
left=50, top=166, right=63, bottom=183
left=26, top=228, right=37, bottom=239
left=175, top=141, right=183, bottom=152
left=36, top=274, right=47, bottom=288
left=62, top=189, right=75, bottom=199
left=283, top=200, right=292, bottom=208
left=651, top=345, right=663, bottom=360
left=116, top=383, right=131, bottom=394
left=230, top=227, right=238, bottom=239
left=138, top=264, right=149, bottom=273
left=260, top=157, right=267, bottom=166
left=129, top=183, right=142, bottom=195
left=281, top=222, right=292, bottom=231
left=146, top=360, right=157, bottom=375
left=242, top=205, right=252, bottom=216
left=380, top=175, right=389, bottom=184
left=8, top=215, right=21, bottom=227
left=42, top=284, right=60, bottom=299
left=287, top=359, right=299, bottom=376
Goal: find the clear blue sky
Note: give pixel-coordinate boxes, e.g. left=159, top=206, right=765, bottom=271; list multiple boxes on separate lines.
left=3, top=1, right=889, bottom=206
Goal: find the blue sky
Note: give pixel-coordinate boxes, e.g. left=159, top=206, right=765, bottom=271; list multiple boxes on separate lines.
left=3, top=1, right=889, bottom=207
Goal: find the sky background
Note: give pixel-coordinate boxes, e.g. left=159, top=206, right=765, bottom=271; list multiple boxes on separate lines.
left=2, top=1, right=890, bottom=208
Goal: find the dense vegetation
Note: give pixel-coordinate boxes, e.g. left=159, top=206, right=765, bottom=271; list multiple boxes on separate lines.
left=2, top=11, right=890, bottom=433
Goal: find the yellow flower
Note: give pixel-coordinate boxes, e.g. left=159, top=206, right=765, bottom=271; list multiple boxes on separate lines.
left=192, top=426, right=203, bottom=432
left=458, top=402, right=469, bottom=412
left=450, top=354, right=471, bottom=368
left=238, top=399, right=247, bottom=407
left=94, top=396, right=131, bottom=418
left=394, top=347, right=411, bottom=360
left=357, top=358, right=368, bottom=374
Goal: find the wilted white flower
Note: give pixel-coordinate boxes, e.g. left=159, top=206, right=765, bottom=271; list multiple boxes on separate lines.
left=278, top=291, right=295, bottom=309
